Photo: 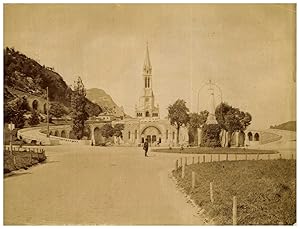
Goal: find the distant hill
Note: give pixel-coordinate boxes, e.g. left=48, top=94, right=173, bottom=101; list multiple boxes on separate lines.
left=270, top=121, right=296, bottom=132
left=86, top=88, right=126, bottom=117
left=4, top=47, right=102, bottom=117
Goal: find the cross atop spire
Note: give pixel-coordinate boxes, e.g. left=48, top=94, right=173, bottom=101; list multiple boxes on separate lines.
left=143, top=42, right=152, bottom=74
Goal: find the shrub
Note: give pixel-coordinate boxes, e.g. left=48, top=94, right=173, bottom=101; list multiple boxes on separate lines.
left=200, top=124, right=221, bottom=147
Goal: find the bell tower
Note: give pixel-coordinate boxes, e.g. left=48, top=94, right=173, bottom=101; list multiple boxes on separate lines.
left=136, top=43, right=160, bottom=119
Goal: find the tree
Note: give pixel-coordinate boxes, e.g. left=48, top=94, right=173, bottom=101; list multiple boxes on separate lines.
left=113, top=123, right=124, bottom=138
left=4, top=96, right=29, bottom=128
left=168, top=99, right=190, bottom=144
left=49, top=102, right=67, bottom=118
left=71, top=77, right=89, bottom=140
left=100, top=124, right=114, bottom=141
left=113, top=123, right=124, bottom=144
left=188, top=111, right=209, bottom=145
left=28, top=110, right=40, bottom=126
left=215, top=102, right=252, bottom=147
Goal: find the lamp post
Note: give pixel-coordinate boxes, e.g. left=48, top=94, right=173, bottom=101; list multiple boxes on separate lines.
left=46, top=87, right=50, bottom=138
left=8, top=121, right=15, bottom=155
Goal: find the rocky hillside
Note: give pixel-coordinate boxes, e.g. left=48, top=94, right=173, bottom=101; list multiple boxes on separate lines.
left=4, top=47, right=102, bottom=117
left=86, top=88, right=125, bottom=117
left=270, top=121, right=296, bottom=132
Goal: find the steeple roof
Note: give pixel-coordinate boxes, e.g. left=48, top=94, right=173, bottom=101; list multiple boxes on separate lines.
left=144, top=42, right=152, bottom=70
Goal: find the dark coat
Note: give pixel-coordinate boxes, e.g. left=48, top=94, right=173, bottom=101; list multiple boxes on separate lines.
left=143, top=141, right=149, bottom=150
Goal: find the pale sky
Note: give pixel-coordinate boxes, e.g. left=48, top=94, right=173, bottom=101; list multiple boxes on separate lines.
left=4, top=4, right=296, bottom=129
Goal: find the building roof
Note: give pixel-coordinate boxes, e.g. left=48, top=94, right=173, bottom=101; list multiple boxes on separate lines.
left=143, top=42, right=152, bottom=70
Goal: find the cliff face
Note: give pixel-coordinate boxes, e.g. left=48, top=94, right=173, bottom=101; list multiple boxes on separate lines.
left=86, top=88, right=125, bottom=117
left=4, top=47, right=102, bottom=117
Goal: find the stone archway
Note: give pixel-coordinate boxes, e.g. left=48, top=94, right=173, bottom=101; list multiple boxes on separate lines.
left=54, top=130, right=59, bottom=137
left=248, top=132, right=253, bottom=141
left=238, top=132, right=245, bottom=146
left=254, top=133, right=260, bottom=141
left=61, top=130, right=66, bottom=138
left=141, top=126, right=162, bottom=145
left=69, top=130, right=76, bottom=139
left=32, top=100, right=39, bottom=110
left=94, top=127, right=105, bottom=146
left=49, top=130, right=53, bottom=136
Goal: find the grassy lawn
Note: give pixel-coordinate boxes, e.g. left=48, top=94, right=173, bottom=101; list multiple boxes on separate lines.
left=173, top=160, right=296, bottom=225
left=154, top=147, right=277, bottom=154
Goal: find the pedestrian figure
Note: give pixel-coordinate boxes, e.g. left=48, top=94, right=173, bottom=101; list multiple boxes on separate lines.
left=143, top=139, right=149, bottom=157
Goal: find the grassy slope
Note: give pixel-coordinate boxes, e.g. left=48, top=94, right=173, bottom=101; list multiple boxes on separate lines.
left=153, top=147, right=277, bottom=154
left=271, top=121, right=296, bottom=132
left=173, top=160, right=296, bottom=225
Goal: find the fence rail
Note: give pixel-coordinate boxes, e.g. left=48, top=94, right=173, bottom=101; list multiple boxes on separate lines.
left=4, top=146, right=46, bottom=154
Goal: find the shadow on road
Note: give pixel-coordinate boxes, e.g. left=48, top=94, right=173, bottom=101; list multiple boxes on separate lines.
left=4, top=172, right=32, bottom=179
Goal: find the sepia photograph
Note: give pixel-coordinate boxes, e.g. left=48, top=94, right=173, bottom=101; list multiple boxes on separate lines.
left=3, top=3, right=296, bottom=225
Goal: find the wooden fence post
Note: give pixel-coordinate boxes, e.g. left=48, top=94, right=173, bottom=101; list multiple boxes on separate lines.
left=268, top=154, right=270, bottom=160
left=198, top=156, right=200, bottom=164
left=185, top=157, right=187, bottom=166
left=233, top=196, right=237, bottom=225
left=210, top=182, right=214, bottom=203
left=256, top=154, right=259, bottom=160
left=181, top=165, right=185, bottom=179
left=175, top=160, right=178, bottom=170
left=245, top=154, right=247, bottom=160
left=226, top=154, right=229, bottom=161
left=192, top=171, right=195, bottom=189
left=210, top=154, right=213, bottom=162
left=192, top=157, right=195, bottom=164
left=180, top=158, right=182, bottom=167
left=203, top=155, right=205, bottom=163
left=235, top=154, right=237, bottom=161
left=218, top=154, right=220, bottom=162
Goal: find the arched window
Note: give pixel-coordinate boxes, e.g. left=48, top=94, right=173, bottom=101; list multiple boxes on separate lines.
left=145, top=111, right=150, bottom=117
left=128, top=131, right=131, bottom=139
left=166, top=130, right=168, bottom=140
left=148, top=78, right=150, bottom=88
left=145, top=78, right=147, bottom=88
left=135, top=130, right=138, bottom=139
left=254, top=133, right=260, bottom=141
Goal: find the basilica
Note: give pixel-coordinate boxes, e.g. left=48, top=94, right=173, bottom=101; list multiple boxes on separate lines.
left=115, top=44, right=189, bottom=146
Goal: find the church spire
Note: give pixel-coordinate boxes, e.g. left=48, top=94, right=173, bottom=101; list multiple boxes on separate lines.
left=143, top=42, right=152, bottom=75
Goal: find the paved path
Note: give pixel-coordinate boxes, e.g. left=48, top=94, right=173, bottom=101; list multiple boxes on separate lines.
left=4, top=145, right=207, bottom=225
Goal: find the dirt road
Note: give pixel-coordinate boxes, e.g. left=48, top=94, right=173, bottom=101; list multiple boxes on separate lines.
left=4, top=145, right=206, bottom=225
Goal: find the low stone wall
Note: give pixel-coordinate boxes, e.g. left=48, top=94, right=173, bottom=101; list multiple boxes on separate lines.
left=17, top=127, right=51, bottom=145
